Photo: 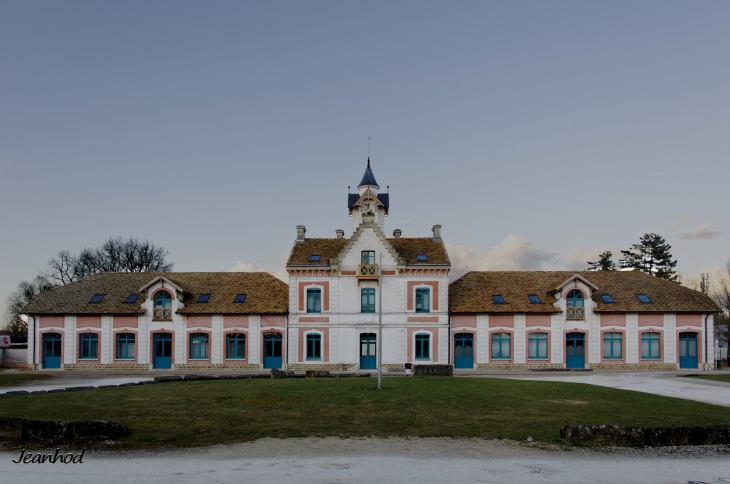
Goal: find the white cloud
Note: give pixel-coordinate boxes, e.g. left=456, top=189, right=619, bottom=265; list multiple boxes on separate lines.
left=446, top=234, right=558, bottom=281
left=228, top=261, right=288, bottom=282
left=682, top=224, right=721, bottom=240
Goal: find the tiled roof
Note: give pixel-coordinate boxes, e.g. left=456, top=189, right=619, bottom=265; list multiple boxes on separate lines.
left=23, top=272, right=288, bottom=315
left=286, top=237, right=450, bottom=265
left=449, top=270, right=720, bottom=314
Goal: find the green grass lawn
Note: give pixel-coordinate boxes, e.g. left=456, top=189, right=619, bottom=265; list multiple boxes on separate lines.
left=0, top=377, right=729, bottom=449
left=0, top=373, right=53, bottom=387
left=687, top=374, right=730, bottom=383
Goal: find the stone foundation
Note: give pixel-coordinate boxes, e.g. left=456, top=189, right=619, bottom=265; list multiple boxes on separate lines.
left=588, top=363, right=678, bottom=371
left=63, top=364, right=151, bottom=371
left=285, top=363, right=356, bottom=371
left=174, top=364, right=261, bottom=370
left=476, top=363, right=566, bottom=370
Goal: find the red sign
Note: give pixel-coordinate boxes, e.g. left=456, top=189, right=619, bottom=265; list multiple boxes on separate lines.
left=0, top=335, right=10, bottom=348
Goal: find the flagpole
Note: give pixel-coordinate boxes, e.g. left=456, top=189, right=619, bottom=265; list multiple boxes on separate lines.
left=378, top=252, right=382, bottom=390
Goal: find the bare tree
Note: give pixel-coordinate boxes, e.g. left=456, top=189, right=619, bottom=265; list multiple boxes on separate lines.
left=6, top=237, right=173, bottom=336
left=712, top=260, right=730, bottom=347
left=3, top=276, right=54, bottom=336
left=42, top=236, right=173, bottom=284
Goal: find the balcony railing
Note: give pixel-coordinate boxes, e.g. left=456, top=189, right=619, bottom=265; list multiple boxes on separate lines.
left=566, top=307, right=585, bottom=320
left=358, top=264, right=379, bottom=281
left=153, top=308, right=172, bottom=321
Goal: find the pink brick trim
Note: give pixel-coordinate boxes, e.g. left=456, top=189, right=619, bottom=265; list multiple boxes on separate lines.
left=150, top=330, right=176, bottom=366
left=186, top=329, right=212, bottom=364
left=408, top=327, right=438, bottom=363
left=600, top=313, right=626, bottom=327
left=113, top=316, right=138, bottom=328
left=39, top=316, right=64, bottom=328
left=526, top=329, right=552, bottom=362
left=223, top=330, right=248, bottom=361
left=451, top=330, right=476, bottom=365
left=38, top=330, right=64, bottom=367
left=452, top=315, right=476, bottom=328
left=489, top=314, right=514, bottom=328
left=186, top=315, right=212, bottom=328
left=299, top=317, right=329, bottom=323
left=407, top=281, right=439, bottom=311
left=298, top=327, right=329, bottom=363
left=112, top=329, right=139, bottom=363
left=75, top=329, right=101, bottom=364
left=525, top=314, right=550, bottom=327
left=299, top=281, right=329, bottom=312
left=224, top=315, right=249, bottom=328
left=600, top=328, right=626, bottom=363
left=262, top=315, right=286, bottom=326
left=149, top=287, right=175, bottom=301
left=676, top=314, right=702, bottom=327
left=488, top=329, right=514, bottom=363
left=407, top=316, right=439, bottom=323
left=638, top=314, right=663, bottom=327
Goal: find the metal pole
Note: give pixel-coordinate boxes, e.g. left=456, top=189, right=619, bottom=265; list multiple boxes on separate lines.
left=378, top=252, right=383, bottom=389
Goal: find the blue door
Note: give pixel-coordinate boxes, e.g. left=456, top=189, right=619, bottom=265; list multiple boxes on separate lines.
left=263, top=333, right=282, bottom=369
left=679, top=332, right=699, bottom=369
left=566, top=332, right=585, bottom=369
left=360, top=333, right=376, bottom=369
left=454, top=333, right=474, bottom=369
left=43, top=333, right=62, bottom=369
left=153, top=333, right=172, bottom=369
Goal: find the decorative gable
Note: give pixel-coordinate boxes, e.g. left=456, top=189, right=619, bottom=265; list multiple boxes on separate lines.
left=336, top=219, right=400, bottom=267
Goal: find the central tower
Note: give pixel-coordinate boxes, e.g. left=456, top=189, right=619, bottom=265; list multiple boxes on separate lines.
left=347, top=158, right=389, bottom=233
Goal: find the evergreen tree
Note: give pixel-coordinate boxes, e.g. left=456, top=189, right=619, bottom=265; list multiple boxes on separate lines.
left=619, top=233, right=678, bottom=281
left=587, top=251, right=616, bottom=271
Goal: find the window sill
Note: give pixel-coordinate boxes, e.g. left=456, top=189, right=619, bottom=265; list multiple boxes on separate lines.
left=79, top=358, right=99, bottom=361
left=225, top=357, right=247, bottom=361
left=491, top=357, right=511, bottom=360
left=414, top=358, right=430, bottom=361
left=189, top=358, right=209, bottom=361
left=115, top=358, right=135, bottom=361
left=415, top=311, right=430, bottom=314
left=528, top=357, right=548, bottom=360
left=153, top=319, right=173, bottom=322
left=604, top=357, right=623, bottom=360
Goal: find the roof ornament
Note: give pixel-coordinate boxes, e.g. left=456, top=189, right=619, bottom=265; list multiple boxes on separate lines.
left=358, top=157, right=379, bottom=188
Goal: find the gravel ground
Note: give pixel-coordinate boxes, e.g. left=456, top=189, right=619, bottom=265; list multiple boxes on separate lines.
left=2, top=437, right=730, bottom=484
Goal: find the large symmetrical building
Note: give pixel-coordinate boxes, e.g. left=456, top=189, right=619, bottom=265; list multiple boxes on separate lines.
left=23, top=161, right=720, bottom=371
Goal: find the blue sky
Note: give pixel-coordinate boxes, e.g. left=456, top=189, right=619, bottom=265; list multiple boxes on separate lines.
left=1, top=1, right=729, bottom=313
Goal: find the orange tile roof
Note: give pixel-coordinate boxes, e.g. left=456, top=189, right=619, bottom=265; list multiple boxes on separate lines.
left=23, top=272, right=288, bottom=315
left=287, top=237, right=450, bottom=265
left=449, top=270, right=720, bottom=314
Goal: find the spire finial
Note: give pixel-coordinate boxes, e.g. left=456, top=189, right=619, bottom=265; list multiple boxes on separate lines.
left=367, top=156, right=370, bottom=168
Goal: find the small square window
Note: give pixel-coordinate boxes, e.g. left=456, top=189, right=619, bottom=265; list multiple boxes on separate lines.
left=197, top=293, right=211, bottom=303
left=233, top=294, right=247, bottom=304
left=309, top=254, right=321, bottom=262
left=492, top=294, right=505, bottom=304
left=600, top=294, right=615, bottom=304
left=528, top=294, right=541, bottom=304
left=124, top=294, right=139, bottom=304
left=416, top=254, right=428, bottom=261
left=636, top=293, right=652, bottom=304
left=89, top=294, right=104, bottom=304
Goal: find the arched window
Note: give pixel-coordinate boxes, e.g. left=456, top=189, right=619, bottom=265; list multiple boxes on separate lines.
left=226, top=334, right=246, bottom=359
left=528, top=332, right=548, bottom=359
left=306, top=333, right=322, bottom=360
left=189, top=333, right=209, bottom=359
left=491, top=332, right=511, bottom=359
left=415, top=333, right=430, bottom=360
left=641, top=332, right=660, bottom=359
left=153, top=291, right=172, bottom=320
left=603, top=332, right=622, bottom=359
left=566, top=289, right=585, bottom=320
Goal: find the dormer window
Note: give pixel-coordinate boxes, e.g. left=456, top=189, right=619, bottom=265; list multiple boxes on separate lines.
left=233, top=294, right=247, bottom=304
left=528, top=294, right=541, bottom=304
left=492, top=294, right=505, bottom=304
left=600, top=294, right=615, bottom=304
left=361, top=251, right=375, bottom=264
left=566, top=289, right=585, bottom=320
left=89, top=294, right=104, bottom=304
left=197, top=293, right=211, bottom=303
left=416, top=254, right=428, bottom=262
left=309, top=254, right=321, bottom=262
left=123, top=294, right=139, bottom=304
left=636, top=293, right=652, bottom=304
left=153, top=291, right=172, bottom=320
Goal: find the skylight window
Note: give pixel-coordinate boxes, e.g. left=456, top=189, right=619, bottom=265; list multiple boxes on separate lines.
left=600, top=294, right=615, bottom=304
left=636, top=293, right=652, bottom=304
left=197, top=293, right=211, bottom=303
left=124, top=294, right=139, bottom=304
left=309, top=254, right=321, bottom=262
left=416, top=254, right=428, bottom=262
left=233, top=293, right=247, bottom=304
left=89, top=294, right=105, bottom=304
left=528, top=294, right=541, bottom=304
left=492, top=294, right=505, bottom=304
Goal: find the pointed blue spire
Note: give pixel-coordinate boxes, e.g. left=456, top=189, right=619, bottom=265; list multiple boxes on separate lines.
left=358, top=157, right=379, bottom=188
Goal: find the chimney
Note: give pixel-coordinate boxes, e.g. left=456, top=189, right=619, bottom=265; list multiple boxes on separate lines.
left=296, top=225, right=306, bottom=242
left=431, top=225, right=442, bottom=242
left=335, top=229, right=344, bottom=239
left=393, top=229, right=402, bottom=239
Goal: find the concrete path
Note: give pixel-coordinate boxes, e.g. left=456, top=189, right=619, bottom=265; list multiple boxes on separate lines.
left=494, top=372, right=730, bottom=407
left=1, top=438, right=729, bottom=484
left=0, top=376, right=153, bottom=395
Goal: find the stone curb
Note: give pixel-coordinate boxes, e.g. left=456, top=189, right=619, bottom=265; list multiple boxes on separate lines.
left=0, top=416, right=131, bottom=443
left=561, top=423, right=730, bottom=447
